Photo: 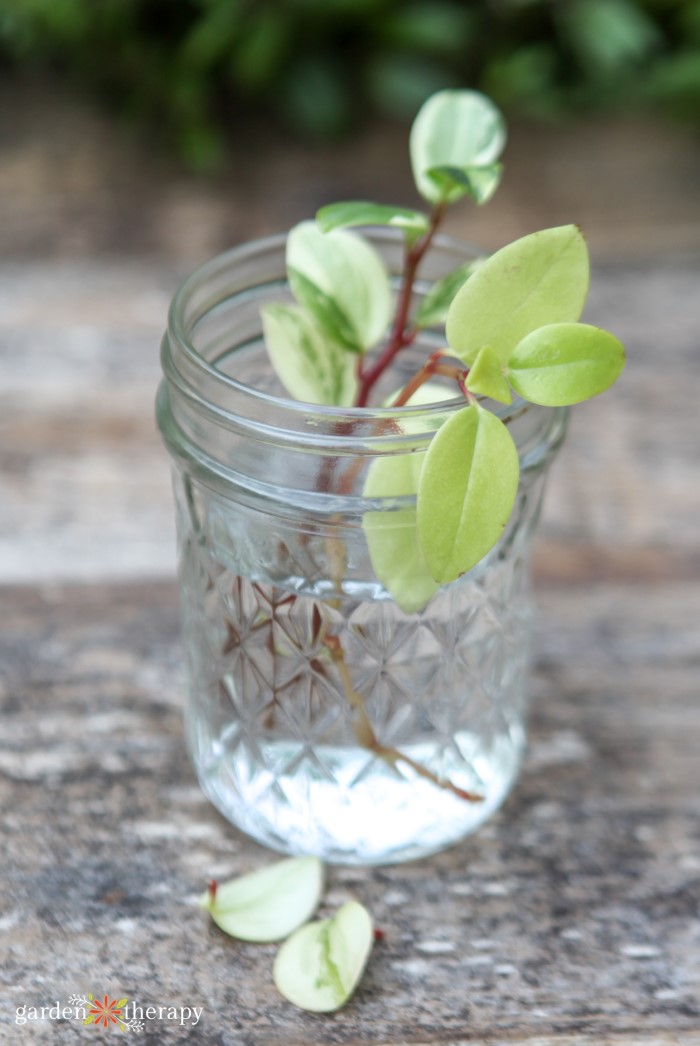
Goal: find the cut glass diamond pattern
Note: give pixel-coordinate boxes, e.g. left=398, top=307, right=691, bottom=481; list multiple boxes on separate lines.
left=176, top=479, right=535, bottom=862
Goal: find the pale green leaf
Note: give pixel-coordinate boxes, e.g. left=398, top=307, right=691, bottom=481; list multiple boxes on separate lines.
left=414, top=258, right=485, bottom=328
left=446, top=225, right=590, bottom=366
left=199, top=856, right=324, bottom=943
left=287, top=221, right=392, bottom=352
left=410, top=89, right=506, bottom=204
left=507, top=322, right=625, bottom=405
left=466, top=346, right=512, bottom=404
left=287, top=268, right=361, bottom=353
left=363, top=450, right=439, bottom=614
left=417, top=404, right=519, bottom=584
left=425, top=162, right=503, bottom=205
left=316, top=200, right=429, bottom=242
left=273, top=900, right=373, bottom=1013
left=261, top=303, right=358, bottom=406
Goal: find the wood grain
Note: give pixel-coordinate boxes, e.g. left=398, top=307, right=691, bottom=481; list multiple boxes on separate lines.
left=1, top=580, right=698, bottom=1043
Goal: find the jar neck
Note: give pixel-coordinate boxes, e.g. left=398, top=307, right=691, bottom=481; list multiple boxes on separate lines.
left=157, top=231, right=568, bottom=507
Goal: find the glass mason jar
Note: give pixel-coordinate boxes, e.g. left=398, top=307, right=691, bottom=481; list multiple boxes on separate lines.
left=157, top=231, right=567, bottom=866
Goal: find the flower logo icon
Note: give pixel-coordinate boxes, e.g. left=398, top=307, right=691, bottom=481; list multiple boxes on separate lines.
left=83, top=994, right=129, bottom=1030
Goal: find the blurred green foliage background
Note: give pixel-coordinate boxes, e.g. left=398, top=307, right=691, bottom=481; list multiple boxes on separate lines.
left=1, top=0, right=698, bottom=169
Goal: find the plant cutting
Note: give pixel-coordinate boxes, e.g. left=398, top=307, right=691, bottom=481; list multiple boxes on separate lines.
left=157, top=89, right=625, bottom=866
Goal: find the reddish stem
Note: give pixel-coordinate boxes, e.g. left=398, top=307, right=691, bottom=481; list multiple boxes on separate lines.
left=208, top=879, right=218, bottom=905
left=354, top=203, right=445, bottom=407
left=390, top=352, right=469, bottom=408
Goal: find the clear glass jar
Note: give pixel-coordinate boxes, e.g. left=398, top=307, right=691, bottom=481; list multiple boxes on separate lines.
left=157, top=231, right=567, bottom=865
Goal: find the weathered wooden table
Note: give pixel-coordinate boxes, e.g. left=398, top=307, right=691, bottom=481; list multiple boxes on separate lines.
left=1, top=92, right=699, bottom=1043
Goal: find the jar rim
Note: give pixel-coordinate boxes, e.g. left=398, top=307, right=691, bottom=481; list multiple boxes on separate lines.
left=165, top=228, right=520, bottom=428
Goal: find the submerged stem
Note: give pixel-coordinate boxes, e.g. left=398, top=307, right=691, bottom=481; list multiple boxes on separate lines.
left=323, top=631, right=483, bottom=804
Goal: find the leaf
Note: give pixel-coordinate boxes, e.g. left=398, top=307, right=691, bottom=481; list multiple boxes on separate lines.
left=287, top=221, right=392, bottom=352
left=446, top=225, right=590, bottom=366
left=425, top=162, right=503, bottom=205
left=199, top=856, right=324, bottom=943
left=409, top=89, right=506, bottom=204
left=507, top=322, right=625, bottom=405
left=261, top=303, right=358, bottom=406
left=363, top=451, right=439, bottom=614
left=116, top=998, right=128, bottom=1008
left=273, top=900, right=373, bottom=1012
left=565, top=0, right=662, bottom=76
left=417, top=404, right=519, bottom=584
left=316, top=201, right=429, bottom=243
left=287, top=268, right=361, bottom=353
left=414, top=258, right=485, bottom=328
left=466, top=346, right=512, bottom=404
left=378, top=3, right=475, bottom=54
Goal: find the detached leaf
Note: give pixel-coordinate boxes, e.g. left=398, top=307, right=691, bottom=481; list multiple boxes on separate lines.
left=261, top=304, right=358, bottom=406
left=316, top=201, right=429, bottom=242
left=466, top=346, right=512, bottom=404
left=446, top=225, right=590, bottom=366
left=199, top=856, right=324, bottom=943
left=414, top=258, right=485, bottom=328
left=410, top=89, right=506, bottom=204
left=273, top=900, right=373, bottom=1012
left=287, top=221, right=392, bottom=352
left=417, top=404, right=519, bottom=584
left=507, top=322, right=625, bottom=405
left=425, top=162, right=503, bottom=205
left=363, top=450, right=439, bottom=614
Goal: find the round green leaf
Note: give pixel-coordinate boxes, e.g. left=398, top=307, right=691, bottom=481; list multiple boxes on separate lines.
left=363, top=450, right=439, bottom=614
left=273, top=900, right=373, bottom=1013
left=199, top=856, right=324, bottom=943
left=446, top=225, right=590, bottom=366
left=466, top=346, right=512, bottom=404
left=287, top=221, right=392, bottom=352
left=316, top=201, right=429, bottom=241
left=507, top=322, right=625, bottom=405
left=261, top=303, right=358, bottom=406
left=409, top=89, right=506, bottom=204
left=417, top=404, right=520, bottom=584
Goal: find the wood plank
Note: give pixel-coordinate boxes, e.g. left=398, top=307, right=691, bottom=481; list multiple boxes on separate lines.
left=2, top=262, right=699, bottom=585
left=3, top=81, right=700, bottom=262
left=1, top=580, right=698, bottom=1042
